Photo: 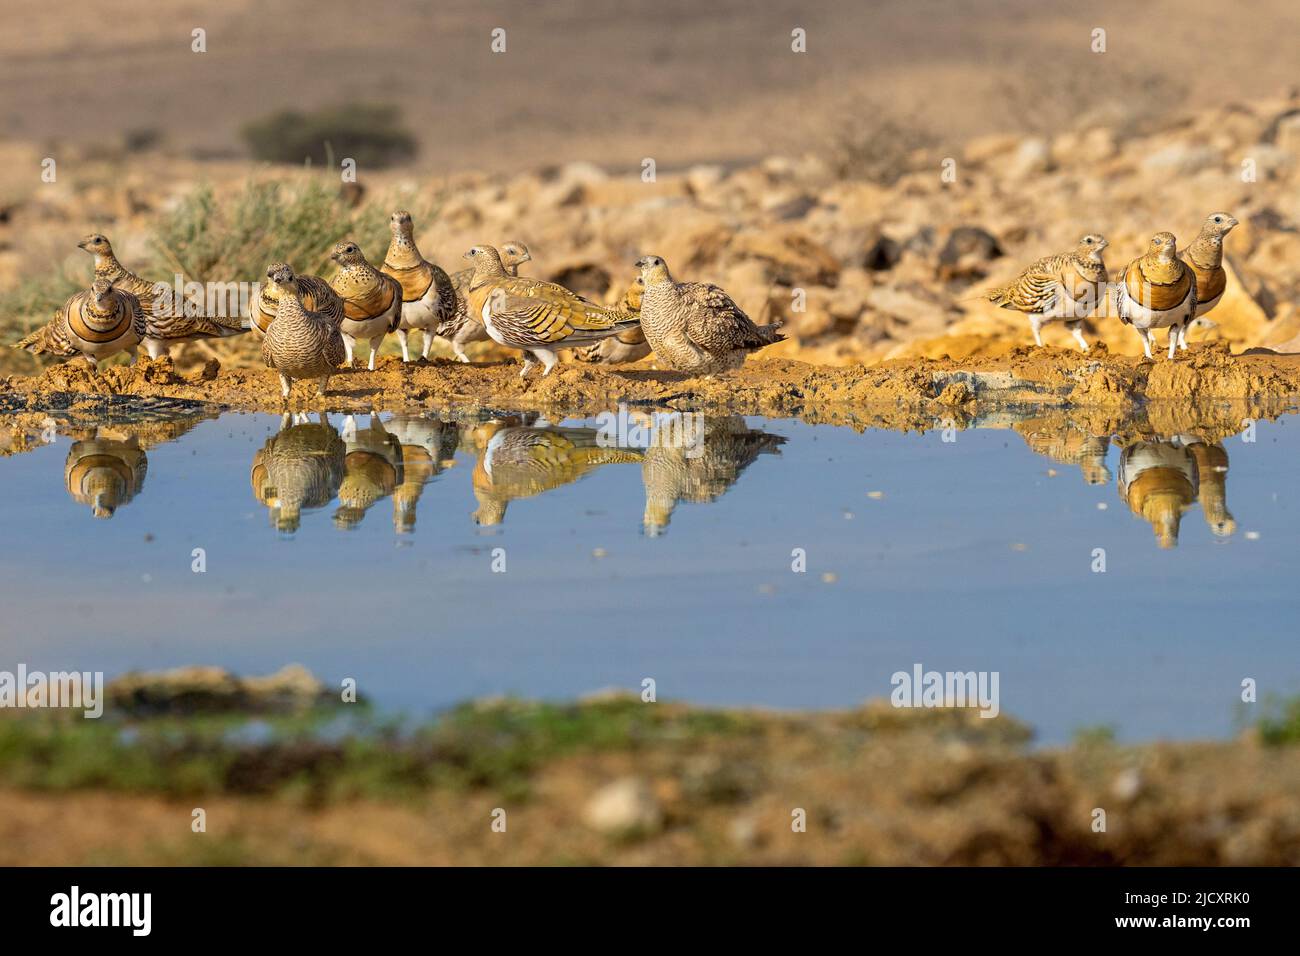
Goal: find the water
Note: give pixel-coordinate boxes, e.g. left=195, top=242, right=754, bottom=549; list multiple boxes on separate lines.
left=2, top=404, right=1297, bottom=744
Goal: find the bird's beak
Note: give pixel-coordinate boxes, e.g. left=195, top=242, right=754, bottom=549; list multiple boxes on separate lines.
left=77, top=239, right=89, bottom=250
left=1227, top=217, right=1239, bottom=230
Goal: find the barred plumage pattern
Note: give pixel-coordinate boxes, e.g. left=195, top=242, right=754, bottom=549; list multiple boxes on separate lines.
left=576, top=276, right=651, bottom=364
left=445, top=241, right=531, bottom=362
left=328, top=240, right=402, bottom=370
left=249, top=268, right=343, bottom=336
left=635, top=256, right=782, bottom=375
left=465, top=245, right=640, bottom=376
left=1180, top=213, right=1237, bottom=317
left=1112, top=232, right=1197, bottom=360
left=983, top=234, right=1108, bottom=351
left=250, top=413, right=347, bottom=532
left=15, top=279, right=146, bottom=364
left=261, top=265, right=347, bottom=398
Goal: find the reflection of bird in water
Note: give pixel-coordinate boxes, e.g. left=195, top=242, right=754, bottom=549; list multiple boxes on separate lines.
left=1117, top=440, right=1198, bottom=549
left=469, top=421, right=643, bottom=526
left=64, top=434, right=147, bottom=518
left=385, top=414, right=460, bottom=533
left=334, top=415, right=404, bottom=530
left=1184, top=438, right=1235, bottom=538
left=250, top=413, right=346, bottom=532
left=1014, top=420, right=1112, bottom=485
left=641, top=415, right=785, bottom=536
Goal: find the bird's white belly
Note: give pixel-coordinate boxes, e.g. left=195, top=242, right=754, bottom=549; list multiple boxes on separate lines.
left=340, top=314, right=391, bottom=339
left=1194, top=290, right=1223, bottom=317
left=1116, top=285, right=1193, bottom=330
left=481, top=300, right=506, bottom=345
left=399, top=290, right=439, bottom=330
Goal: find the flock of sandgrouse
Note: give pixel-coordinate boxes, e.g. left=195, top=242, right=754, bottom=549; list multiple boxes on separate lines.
left=15, top=211, right=784, bottom=397
left=15, top=210, right=1239, bottom=393
left=985, top=212, right=1239, bottom=359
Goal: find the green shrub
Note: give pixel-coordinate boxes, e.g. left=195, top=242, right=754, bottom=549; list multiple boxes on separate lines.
left=241, top=103, right=417, bottom=168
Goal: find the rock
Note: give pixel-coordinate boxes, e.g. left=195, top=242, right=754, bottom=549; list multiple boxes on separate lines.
left=685, top=164, right=727, bottom=197
left=962, top=133, right=1021, bottom=166
left=936, top=226, right=1003, bottom=280
left=1111, top=767, right=1143, bottom=802
left=1141, top=142, right=1221, bottom=175
left=582, top=778, right=663, bottom=835
left=1005, top=138, right=1053, bottom=178
left=731, top=228, right=841, bottom=285
left=106, top=664, right=333, bottom=717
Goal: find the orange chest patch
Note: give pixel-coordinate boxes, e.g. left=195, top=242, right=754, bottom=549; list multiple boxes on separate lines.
left=1192, top=263, right=1227, bottom=301
left=336, top=274, right=397, bottom=320
left=383, top=260, right=434, bottom=302
left=1126, top=261, right=1191, bottom=311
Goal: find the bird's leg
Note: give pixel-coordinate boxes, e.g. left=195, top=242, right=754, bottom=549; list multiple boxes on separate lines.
left=1167, top=328, right=1178, bottom=360
left=1177, top=324, right=1189, bottom=350
left=1067, top=321, right=1089, bottom=352
left=127, top=347, right=138, bottom=366
left=396, top=329, right=411, bottom=363
left=1139, top=329, right=1153, bottom=360
left=421, top=332, right=433, bottom=360
left=1030, top=316, right=1045, bottom=348
left=83, top=354, right=97, bottom=369
left=341, top=333, right=356, bottom=367
left=279, top=373, right=292, bottom=398
left=146, top=339, right=166, bottom=360
left=368, top=336, right=383, bottom=370
left=518, top=356, right=535, bottom=378
left=537, top=349, right=559, bottom=376
left=317, top=375, right=330, bottom=397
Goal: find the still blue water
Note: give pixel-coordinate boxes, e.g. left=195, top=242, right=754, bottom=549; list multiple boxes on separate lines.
left=1, top=407, right=1296, bottom=744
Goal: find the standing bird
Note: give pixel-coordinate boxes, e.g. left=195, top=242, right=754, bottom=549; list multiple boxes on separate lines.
left=77, top=234, right=245, bottom=358
left=247, top=262, right=344, bottom=338
left=260, top=263, right=347, bottom=400
left=465, top=245, right=640, bottom=377
left=634, top=255, right=783, bottom=375
left=1179, top=212, right=1238, bottom=348
left=983, top=234, right=1108, bottom=351
left=14, top=278, right=146, bottom=366
left=1112, top=232, right=1197, bottom=360
left=576, top=275, right=652, bottom=364
left=445, top=240, right=531, bottom=362
left=381, top=210, right=458, bottom=362
left=327, top=240, right=402, bottom=369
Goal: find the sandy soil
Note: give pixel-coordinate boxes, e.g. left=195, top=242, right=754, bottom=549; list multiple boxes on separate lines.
left=1, top=702, right=1295, bottom=866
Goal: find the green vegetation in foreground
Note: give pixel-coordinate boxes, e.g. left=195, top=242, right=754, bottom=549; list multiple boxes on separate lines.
left=1255, top=694, right=1300, bottom=745
left=0, top=697, right=762, bottom=804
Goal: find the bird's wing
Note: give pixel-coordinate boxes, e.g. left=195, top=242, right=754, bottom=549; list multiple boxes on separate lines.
left=679, top=282, right=771, bottom=351
left=488, top=282, right=636, bottom=347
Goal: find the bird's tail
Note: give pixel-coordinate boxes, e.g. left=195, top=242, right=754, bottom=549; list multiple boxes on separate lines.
left=745, top=320, right=785, bottom=350
left=13, top=326, right=50, bottom=353
left=979, top=285, right=1013, bottom=308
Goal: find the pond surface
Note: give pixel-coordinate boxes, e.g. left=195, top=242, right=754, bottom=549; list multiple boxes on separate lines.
left=2, top=402, right=1297, bottom=744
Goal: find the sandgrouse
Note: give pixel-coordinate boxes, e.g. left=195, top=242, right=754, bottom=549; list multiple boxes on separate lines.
left=14, top=278, right=146, bottom=365
left=634, top=255, right=783, bottom=375
left=465, top=244, right=640, bottom=376
left=983, top=234, right=1108, bottom=351
left=446, top=240, right=531, bottom=362
left=260, top=263, right=347, bottom=399
left=1179, top=212, right=1238, bottom=348
left=250, top=413, right=347, bottom=533
left=247, top=262, right=344, bottom=338
left=1112, top=232, right=1197, bottom=360
left=327, top=240, right=402, bottom=369
left=576, top=275, right=652, bottom=364
left=381, top=210, right=457, bottom=362
left=77, top=233, right=246, bottom=358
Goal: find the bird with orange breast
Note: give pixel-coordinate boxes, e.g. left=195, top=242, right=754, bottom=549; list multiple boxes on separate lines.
left=1112, top=232, right=1198, bottom=360
left=1178, top=213, right=1238, bottom=349
left=1117, top=439, right=1198, bottom=549
left=64, top=433, right=148, bottom=518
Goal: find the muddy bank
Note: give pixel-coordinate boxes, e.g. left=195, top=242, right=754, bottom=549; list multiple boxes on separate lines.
left=4, top=344, right=1299, bottom=426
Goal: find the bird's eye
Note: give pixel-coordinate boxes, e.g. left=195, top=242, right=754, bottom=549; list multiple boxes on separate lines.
left=1084, top=238, right=1093, bottom=244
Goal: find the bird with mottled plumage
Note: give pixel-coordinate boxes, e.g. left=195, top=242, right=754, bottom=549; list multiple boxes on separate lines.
left=640, top=415, right=785, bottom=536
left=1179, top=213, right=1238, bottom=348
left=576, top=275, right=652, bottom=364
left=1112, top=232, right=1198, bottom=360
left=327, top=240, right=402, bottom=369
left=469, top=420, right=643, bottom=525
left=260, top=263, right=347, bottom=399
left=465, top=245, right=640, bottom=376
left=983, top=234, right=1108, bottom=351
left=380, top=211, right=458, bottom=362
left=250, top=413, right=347, bottom=533
left=634, top=255, right=782, bottom=375
left=14, top=278, right=146, bottom=365
left=445, top=241, right=531, bottom=362
left=247, top=263, right=343, bottom=338
left=77, top=233, right=246, bottom=358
